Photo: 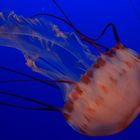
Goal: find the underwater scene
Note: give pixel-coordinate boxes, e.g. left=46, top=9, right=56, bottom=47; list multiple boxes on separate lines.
left=0, top=0, right=140, bottom=140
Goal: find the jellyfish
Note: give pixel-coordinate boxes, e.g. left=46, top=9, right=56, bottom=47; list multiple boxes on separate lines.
left=0, top=0, right=140, bottom=137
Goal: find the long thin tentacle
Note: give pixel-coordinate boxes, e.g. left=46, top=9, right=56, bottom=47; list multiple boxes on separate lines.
left=30, top=0, right=108, bottom=52
left=0, top=101, right=59, bottom=111
left=48, top=0, right=111, bottom=51
left=0, top=79, right=76, bottom=84
left=30, top=12, right=86, bottom=40
left=51, top=0, right=73, bottom=25
left=0, top=91, right=61, bottom=112
left=30, top=13, right=108, bottom=52
left=0, top=66, right=59, bottom=89
left=51, top=0, right=120, bottom=43
left=91, top=23, right=121, bottom=43
left=50, top=0, right=91, bottom=38
left=30, top=13, right=86, bottom=39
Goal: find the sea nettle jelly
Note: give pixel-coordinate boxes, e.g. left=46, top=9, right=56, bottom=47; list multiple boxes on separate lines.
left=0, top=0, right=140, bottom=137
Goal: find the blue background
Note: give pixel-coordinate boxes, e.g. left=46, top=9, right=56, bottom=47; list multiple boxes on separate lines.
left=0, top=0, right=140, bottom=140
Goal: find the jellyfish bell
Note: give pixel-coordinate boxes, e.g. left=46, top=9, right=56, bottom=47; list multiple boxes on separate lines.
left=62, top=43, right=140, bottom=136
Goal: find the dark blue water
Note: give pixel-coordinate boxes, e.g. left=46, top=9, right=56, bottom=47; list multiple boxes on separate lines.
left=0, top=0, right=140, bottom=140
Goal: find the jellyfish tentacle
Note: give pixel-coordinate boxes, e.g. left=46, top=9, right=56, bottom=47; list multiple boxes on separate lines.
left=0, top=101, right=60, bottom=111
left=0, top=91, right=61, bottom=112
left=30, top=0, right=108, bottom=52
left=0, top=66, right=76, bottom=85
left=0, top=11, right=96, bottom=82
left=30, top=12, right=81, bottom=39
left=0, top=78, right=76, bottom=85
left=49, top=0, right=122, bottom=52
left=50, top=0, right=91, bottom=40
left=91, top=23, right=121, bottom=43
left=30, top=12, right=108, bottom=51
left=51, top=0, right=73, bottom=25
left=0, top=66, right=59, bottom=89
left=84, top=23, right=121, bottom=53
left=48, top=0, right=111, bottom=51
left=50, top=0, right=120, bottom=43
left=30, top=13, right=71, bottom=27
